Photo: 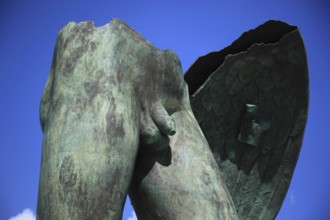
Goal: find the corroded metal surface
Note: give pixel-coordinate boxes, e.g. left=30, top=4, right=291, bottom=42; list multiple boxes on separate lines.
left=186, top=20, right=309, bottom=220
left=37, top=19, right=237, bottom=219
left=37, top=19, right=187, bottom=219
left=38, top=18, right=308, bottom=220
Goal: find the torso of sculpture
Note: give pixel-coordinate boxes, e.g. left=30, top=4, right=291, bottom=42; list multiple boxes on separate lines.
left=37, top=19, right=308, bottom=220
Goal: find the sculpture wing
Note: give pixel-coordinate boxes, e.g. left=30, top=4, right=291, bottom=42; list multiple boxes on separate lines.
left=184, top=20, right=308, bottom=220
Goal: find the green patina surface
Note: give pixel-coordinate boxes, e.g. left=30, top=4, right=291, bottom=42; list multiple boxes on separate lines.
left=37, top=18, right=308, bottom=220
left=37, top=19, right=237, bottom=220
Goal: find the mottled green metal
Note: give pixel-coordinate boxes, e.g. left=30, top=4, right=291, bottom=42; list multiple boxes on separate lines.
left=37, top=18, right=308, bottom=220
left=130, top=106, right=237, bottom=220
left=37, top=19, right=237, bottom=219
left=186, top=20, right=308, bottom=219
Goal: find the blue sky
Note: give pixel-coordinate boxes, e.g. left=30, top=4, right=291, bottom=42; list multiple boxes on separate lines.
left=1, top=0, right=329, bottom=219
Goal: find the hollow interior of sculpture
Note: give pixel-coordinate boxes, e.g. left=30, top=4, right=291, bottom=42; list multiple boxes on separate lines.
left=184, top=20, right=296, bottom=95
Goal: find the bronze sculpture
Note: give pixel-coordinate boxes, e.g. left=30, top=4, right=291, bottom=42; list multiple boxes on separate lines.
left=37, top=19, right=308, bottom=220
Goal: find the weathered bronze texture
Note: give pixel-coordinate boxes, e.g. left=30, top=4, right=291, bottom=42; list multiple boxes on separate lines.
left=37, top=19, right=308, bottom=220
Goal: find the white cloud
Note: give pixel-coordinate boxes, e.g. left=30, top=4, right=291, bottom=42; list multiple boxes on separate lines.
left=10, top=208, right=137, bottom=220
left=8, top=209, right=36, bottom=220
left=127, top=210, right=137, bottom=220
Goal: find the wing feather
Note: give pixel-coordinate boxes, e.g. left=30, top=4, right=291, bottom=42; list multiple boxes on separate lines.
left=185, top=20, right=308, bottom=219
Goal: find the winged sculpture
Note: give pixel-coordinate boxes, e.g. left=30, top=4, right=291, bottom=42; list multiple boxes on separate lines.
left=37, top=19, right=308, bottom=220
left=185, top=20, right=308, bottom=219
